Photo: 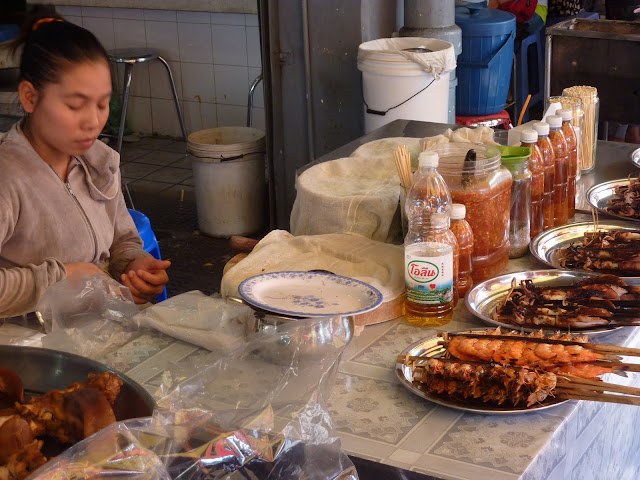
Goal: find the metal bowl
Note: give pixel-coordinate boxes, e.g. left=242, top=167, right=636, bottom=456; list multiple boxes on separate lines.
left=0, top=345, right=155, bottom=456
left=227, top=296, right=354, bottom=362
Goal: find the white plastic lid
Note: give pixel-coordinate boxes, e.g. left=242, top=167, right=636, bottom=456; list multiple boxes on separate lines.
left=533, top=121, right=549, bottom=136
left=547, top=115, right=562, bottom=128
left=450, top=203, right=466, bottom=220
left=557, top=108, right=573, bottom=121
left=520, top=129, right=538, bottom=143
left=418, top=150, right=439, bottom=168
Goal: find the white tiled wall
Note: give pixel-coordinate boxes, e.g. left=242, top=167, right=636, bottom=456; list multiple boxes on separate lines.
left=56, top=6, right=264, bottom=138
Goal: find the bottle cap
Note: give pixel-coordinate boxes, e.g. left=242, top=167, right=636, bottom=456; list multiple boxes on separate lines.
left=430, top=213, right=449, bottom=228
left=520, top=129, right=538, bottom=143
left=557, top=108, right=573, bottom=121
left=418, top=150, right=439, bottom=168
left=450, top=203, right=466, bottom=220
left=547, top=115, right=562, bottom=128
left=532, top=121, right=549, bottom=136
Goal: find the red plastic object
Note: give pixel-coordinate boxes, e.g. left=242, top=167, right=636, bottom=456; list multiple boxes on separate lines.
left=455, top=110, right=513, bottom=130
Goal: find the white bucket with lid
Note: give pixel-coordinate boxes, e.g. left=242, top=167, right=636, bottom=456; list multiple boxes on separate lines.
left=357, top=37, right=456, bottom=133
left=187, top=127, right=266, bottom=237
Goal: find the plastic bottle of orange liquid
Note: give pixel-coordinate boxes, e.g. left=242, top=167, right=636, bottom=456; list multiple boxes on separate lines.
left=520, top=129, right=544, bottom=239
left=404, top=151, right=458, bottom=327
left=558, top=108, right=579, bottom=218
left=547, top=115, right=569, bottom=226
left=532, top=122, right=556, bottom=231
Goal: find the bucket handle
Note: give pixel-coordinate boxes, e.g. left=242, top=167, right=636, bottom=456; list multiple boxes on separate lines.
left=457, top=30, right=515, bottom=69
left=194, top=150, right=266, bottom=162
left=363, top=78, right=435, bottom=116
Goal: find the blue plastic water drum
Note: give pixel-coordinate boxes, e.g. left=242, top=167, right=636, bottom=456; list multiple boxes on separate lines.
left=455, top=7, right=516, bottom=116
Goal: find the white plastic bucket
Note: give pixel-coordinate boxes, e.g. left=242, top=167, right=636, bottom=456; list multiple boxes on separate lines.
left=187, top=127, right=266, bottom=237
left=358, top=38, right=454, bottom=133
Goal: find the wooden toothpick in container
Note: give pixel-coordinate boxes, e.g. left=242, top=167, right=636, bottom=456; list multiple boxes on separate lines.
left=562, top=86, right=599, bottom=173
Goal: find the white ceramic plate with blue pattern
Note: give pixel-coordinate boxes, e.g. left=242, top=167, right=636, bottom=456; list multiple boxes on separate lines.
left=238, top=271, right=383, bottom=317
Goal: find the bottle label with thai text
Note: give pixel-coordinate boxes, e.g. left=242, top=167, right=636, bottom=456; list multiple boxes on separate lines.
left=405, top=250, right=453, bottom=305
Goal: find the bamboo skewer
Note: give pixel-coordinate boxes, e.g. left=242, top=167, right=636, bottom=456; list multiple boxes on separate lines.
left=393, top=145, right=413, bottom=197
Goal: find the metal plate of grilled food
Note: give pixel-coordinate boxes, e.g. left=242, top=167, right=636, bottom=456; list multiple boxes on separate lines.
left=395, top=331, right=568, bottom=414
left=586, top=178, right=640, bottom=222
left=529, top=221, right=640, bottom=282
left=631, top=147, right=640, bottom=168
left=465, top=270, right=627, bottom=335
left=0, top=345, right=155, bottom=457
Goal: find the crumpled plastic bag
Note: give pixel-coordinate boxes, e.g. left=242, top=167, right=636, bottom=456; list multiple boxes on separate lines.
left=35, top=273, right=141, bottom=360
left=27, top=315, right=358, bottom=480
left=131, top=291, right=254, bottom=353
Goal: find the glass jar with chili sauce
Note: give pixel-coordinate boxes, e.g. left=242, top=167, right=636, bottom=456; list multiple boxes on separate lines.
left=520, top=129, right=544, bottom=239
left=532, top=122, right=556, bottom=231
left=450, top=203, right=473, bottom=297
left=434, top=143, right=512, bottom=283
left=557, top=108, right=579, bottom=218
left=547, top=115, right=569, bottom=226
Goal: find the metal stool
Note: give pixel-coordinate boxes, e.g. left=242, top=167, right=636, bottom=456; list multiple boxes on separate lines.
left=108, top=48, right=188, bottom=154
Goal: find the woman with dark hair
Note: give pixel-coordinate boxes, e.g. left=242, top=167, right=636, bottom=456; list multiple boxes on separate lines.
left=0, top=15, right=170, bottom=317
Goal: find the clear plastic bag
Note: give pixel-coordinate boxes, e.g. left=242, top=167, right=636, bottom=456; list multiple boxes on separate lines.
left=28, top=315, right=358, bottom=480
left=35, top=273, right=141, bottom=359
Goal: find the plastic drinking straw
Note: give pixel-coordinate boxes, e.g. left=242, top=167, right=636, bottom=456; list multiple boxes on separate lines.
left=517, top=94, right=532, bottom=126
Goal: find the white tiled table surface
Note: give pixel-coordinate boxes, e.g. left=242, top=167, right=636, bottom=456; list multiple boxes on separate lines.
left=100, top=214, right=640, bottom=480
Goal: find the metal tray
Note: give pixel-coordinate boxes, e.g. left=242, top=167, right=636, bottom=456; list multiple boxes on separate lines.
left=465, top=269, right=622, bottom=335
left=632, top=147, right=640, bottom=168
left=586, top=178, right=640, bottom=223
left=0, top=345, right=155, bottom=456
left=529, top=221, right=640, bottom=282
left=395, top=331, right=568, bottom=414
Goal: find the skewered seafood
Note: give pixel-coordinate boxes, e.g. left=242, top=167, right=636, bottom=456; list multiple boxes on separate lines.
left=492, top=274, right=640, bottom=329
left=398, top=329, right=640, bottom=408
left=438, top=329, right=637, bottom=380
left=604, top=174, right=640, bottom=219
left=0, top=370, right=123, bottom=480
left=557, top=229, right=640, bottom=276
left=411, top=358, right=557, bottom=407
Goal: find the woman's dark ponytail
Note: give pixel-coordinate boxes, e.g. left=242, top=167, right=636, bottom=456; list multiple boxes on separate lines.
left=12, top=9, right=109, bottom=90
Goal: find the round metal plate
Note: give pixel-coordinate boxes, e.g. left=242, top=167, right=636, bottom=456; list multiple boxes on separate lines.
left=631, top=147, right=640, bottom=168
left=529, top=221, right=640, bottom=283
left=465, top=269, right=622, bottom=335
left=395, top=330, right=568, bottom=414
left=586, top=178, right=640, bottom=223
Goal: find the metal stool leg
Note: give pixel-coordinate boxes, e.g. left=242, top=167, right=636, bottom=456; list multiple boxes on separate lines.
left=116, top=63, right=134, bottom=154
left=157, top=55, right=188, bottom=142
left=117, top=63, right=135, bottom=209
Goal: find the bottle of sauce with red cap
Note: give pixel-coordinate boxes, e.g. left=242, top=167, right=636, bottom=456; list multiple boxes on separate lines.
left=520, top=129, right=544, bottom=239
left=547, top=115, right=569, bottom=226
left=532, top=122, right=556, bottom=231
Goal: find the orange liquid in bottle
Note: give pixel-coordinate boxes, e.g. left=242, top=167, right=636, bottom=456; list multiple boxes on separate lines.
left=535, top=133, right=556, bottom=231
left=521, top=139, right=544, bottom=239
left=549, top=125, right=569, bottom=226
left=450, top=214, right=473, bottom=297
left=405, top=237, right=458, bottom=327
left=562, top=120, right=579, bottom=217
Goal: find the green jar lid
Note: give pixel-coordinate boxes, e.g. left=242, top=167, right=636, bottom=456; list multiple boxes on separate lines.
left=497, top=145, right=531, bottom=167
